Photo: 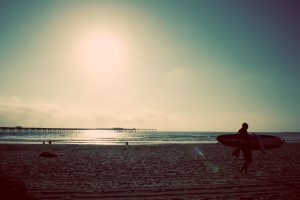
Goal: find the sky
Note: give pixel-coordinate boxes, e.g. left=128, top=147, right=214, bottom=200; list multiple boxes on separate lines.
left=0, top=0, right=300, bottom=131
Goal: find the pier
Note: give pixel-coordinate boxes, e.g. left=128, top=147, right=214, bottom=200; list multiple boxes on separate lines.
left=0, top=126, right=157, bottom=134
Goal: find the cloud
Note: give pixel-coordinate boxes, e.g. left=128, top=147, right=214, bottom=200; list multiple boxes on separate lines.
left=1, top=96, right=287, bottom=131
left=0, top=96, right=66, bottom=127
left=0, top=96, right=184, bottom=130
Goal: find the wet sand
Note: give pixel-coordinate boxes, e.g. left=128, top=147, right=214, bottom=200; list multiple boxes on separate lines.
left=0, top=143, right=300, bottom=199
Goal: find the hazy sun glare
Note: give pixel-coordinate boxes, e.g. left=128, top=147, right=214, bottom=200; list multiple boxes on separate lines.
left=77, top=30, right=126, bottom=75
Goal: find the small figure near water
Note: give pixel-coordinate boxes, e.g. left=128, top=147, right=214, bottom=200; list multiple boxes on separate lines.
left=48, top=140, right=52, bottom=145
left=235, top=122, right=252, bottom=175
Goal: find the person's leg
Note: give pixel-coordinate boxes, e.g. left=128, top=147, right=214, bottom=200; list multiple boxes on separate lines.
left=244, top=160, right=250, bottom=174
left=240, top=161, right=246, bottom=174
left=240, top=150, right=252, bottom=174
left=240, top=150, right=246, bottom=174
left=244, top=151, right=252, bottom=174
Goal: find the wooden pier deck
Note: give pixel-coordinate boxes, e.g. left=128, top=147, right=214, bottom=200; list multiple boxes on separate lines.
left=0, top=126, right=157, bottom=134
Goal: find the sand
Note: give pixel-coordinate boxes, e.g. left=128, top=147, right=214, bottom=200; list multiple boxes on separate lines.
left=0, top=143, right=300, bottom=199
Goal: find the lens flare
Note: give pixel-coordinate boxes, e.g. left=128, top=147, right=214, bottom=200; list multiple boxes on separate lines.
left=194, top=146, right=220, bottom=173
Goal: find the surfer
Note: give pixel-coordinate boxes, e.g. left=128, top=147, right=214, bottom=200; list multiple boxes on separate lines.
left=237, top=123, right=252, bottom=174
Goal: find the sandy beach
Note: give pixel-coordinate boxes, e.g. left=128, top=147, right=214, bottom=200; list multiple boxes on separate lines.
left=1, top=143, right=300, bottom=199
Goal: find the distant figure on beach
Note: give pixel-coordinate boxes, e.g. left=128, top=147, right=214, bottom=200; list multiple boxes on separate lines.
left=42, top=141, right=45, bottom=145
left=48, top=140, right=52, bottom=145
left=236, top=122, right=252, bottom=174
left=125, top=142, right=128, bottom=146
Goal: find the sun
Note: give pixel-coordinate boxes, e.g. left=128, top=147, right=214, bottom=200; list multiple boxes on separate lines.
left=80, top=32, right=124, bottom=71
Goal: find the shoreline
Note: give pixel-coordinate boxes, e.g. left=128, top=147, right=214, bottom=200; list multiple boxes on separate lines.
left=0, top=140, right=219, bottom=145
left=1, top=143, right=300, bottom=199
left=1, top=131, right=299, bottom=146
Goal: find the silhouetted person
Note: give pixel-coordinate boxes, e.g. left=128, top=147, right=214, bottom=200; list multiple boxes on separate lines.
left=238, top=123, right=252, bottom=174
left=48, top=140, right=52, bottom=145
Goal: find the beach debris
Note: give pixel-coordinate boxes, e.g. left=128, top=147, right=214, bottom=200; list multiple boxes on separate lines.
left=38, top=152, right=59, bottom=158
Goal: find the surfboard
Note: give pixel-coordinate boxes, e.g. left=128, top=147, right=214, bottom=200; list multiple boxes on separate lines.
left=216, top=134, right=283, bottom=151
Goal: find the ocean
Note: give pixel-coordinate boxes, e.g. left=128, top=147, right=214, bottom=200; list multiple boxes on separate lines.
left=0, top=130, right=300, bottom=145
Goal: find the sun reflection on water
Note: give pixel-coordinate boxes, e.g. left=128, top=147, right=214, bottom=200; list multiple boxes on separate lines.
left=81, top=130, right=117, bottom=139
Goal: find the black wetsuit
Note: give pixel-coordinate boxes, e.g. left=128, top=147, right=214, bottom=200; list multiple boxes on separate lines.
left=238, top=128, right=252, bottom=164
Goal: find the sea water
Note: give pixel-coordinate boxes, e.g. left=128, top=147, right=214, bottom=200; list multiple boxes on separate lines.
left=0, top=130, right=299, bottom=145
